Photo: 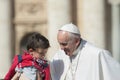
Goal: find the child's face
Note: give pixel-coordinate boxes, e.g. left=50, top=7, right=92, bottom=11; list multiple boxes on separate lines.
left=30, top=48, right=48, bottom=59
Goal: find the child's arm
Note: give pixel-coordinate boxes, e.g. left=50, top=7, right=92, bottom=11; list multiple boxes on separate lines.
left=11, top=72, right=21, bottom=80
left=37, top=71, right=42, bottom=80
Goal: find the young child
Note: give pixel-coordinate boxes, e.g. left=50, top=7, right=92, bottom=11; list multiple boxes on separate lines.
left=4, top=32, right=50, bottom=80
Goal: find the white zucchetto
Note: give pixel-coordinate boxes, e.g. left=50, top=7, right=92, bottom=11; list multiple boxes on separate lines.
left=59, top=23, right=80, bottom=35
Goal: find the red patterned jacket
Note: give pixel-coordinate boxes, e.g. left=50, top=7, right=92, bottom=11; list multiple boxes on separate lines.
left=4, top=51, right=50, bottom=80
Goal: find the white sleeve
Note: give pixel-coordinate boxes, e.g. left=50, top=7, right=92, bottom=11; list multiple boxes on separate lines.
left=50, top=58, right=60, bottom=80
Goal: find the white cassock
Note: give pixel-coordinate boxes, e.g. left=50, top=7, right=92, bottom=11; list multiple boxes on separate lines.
left=50, top=39, right=120, bottom=80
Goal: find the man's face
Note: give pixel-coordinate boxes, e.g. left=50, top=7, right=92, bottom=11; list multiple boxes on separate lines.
left=57, top=31, right=78, bottom=56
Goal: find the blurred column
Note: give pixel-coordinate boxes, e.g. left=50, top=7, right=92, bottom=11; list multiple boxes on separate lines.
left=0, top=0, right=11, bottom=78
left=111, top=5, right=120, bottom=62
left=47, top=0, right=72, bottom=60
left=109, top=0, right=120, bottom=62
left=77, top=0, right=106, bottom=49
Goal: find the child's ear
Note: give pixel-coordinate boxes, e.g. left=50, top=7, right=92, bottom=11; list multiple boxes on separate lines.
left=29, top=49, right=34, bottom=56
left=28, top=48, right=33, bottom=52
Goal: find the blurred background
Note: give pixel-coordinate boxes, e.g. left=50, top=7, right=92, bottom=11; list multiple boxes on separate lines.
left=0, top=0, right=120, bottom=78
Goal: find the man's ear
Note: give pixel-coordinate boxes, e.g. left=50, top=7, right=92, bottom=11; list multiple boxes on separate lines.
left=76, top=39, right=80, bottom=46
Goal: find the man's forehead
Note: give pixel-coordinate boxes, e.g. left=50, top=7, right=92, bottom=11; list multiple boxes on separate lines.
left=58, top=31, right=70, bottom=38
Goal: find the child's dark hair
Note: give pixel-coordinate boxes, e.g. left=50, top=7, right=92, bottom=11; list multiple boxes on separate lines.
left=26, top=32, right=50, bottom=50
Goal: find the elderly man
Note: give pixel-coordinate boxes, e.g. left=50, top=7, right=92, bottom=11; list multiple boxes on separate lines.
left=50, top=23, right=120, bottom=80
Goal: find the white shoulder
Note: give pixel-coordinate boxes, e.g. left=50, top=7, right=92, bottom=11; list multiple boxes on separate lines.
left=81, top=40, right=111, bottom=57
